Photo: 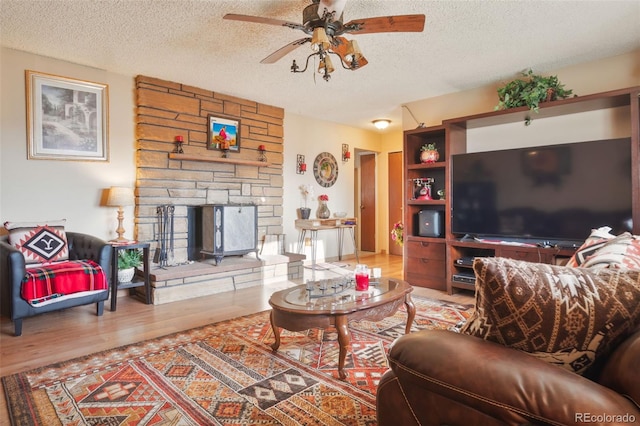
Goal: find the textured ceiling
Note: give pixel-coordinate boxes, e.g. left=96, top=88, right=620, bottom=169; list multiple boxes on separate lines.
left=1, top=0, right=639, bottom=131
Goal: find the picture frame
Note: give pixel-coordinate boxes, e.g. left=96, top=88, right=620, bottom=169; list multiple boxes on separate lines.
left=26, top=70, right=109, bottom=161
left=207, top=114, right=241, bottom=152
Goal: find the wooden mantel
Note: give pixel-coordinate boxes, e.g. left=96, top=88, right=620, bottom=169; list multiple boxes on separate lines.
left=168, top=153, right=272, bottom=167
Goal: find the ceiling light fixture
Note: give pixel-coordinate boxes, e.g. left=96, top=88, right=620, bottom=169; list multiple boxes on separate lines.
left=290, top=9, right=368, bottom=82
left=224, top=3, right=425, bottom=83
left=372, top=119, right=391, bottom=130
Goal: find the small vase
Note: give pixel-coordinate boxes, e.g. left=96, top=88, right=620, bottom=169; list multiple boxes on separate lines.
left=316, top=201, right=330, bottom=219
left=299, top=207, right=311, bottom=219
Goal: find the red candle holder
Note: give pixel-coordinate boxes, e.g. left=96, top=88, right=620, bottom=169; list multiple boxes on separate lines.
left=296, top=154, right=307, bottom=174
left=257, top=145, right=267, bottom=162
left=174, top=135, right=184, bottom=153
left=342, top=143, right=351, bottom=162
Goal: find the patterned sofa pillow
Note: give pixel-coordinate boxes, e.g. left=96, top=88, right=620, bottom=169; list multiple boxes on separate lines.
left=581, top=232, right=640, bottom=269
left=565, top=226, right=616, bottom=267
left=4, top=219, right=69, bottom=265
left=460, top=257, right=640, bottom=375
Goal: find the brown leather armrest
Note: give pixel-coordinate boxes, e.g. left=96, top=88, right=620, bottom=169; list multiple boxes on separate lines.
left=388, top=330, right=639, bottom=425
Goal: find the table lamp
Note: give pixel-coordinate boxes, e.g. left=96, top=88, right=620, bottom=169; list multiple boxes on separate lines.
left=106, top=186, right=134, bottom=242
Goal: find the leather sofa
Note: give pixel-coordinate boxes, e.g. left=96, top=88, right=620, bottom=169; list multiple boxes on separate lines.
left=1, top=232, right=111, bottom=336
left=377, top=329, right=640, bottom=426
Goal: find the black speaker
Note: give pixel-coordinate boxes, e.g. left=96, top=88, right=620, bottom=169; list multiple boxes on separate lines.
left=418, top=210, right=443, bottom=237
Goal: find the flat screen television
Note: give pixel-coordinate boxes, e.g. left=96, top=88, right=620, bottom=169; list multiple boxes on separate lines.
left=451, top=138, right=632, bottom=245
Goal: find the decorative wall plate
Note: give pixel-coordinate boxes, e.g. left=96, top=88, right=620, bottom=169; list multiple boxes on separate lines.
left=313, top=152, right=338, bottom=187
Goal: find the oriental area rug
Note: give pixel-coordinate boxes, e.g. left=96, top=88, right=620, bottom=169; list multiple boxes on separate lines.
left=3, top=296, right=472, bottom=426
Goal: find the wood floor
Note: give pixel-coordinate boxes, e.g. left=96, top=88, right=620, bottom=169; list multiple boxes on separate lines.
left=0, top=253, right=474, bottom=424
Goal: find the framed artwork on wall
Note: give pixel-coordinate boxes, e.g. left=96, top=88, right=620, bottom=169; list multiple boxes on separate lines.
left=207, top=114, right=241, bottom=152
left=25, top=70, right=109, bottom=161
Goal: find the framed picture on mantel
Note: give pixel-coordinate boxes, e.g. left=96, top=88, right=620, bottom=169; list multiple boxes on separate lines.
left=207, top=114, right=241, bottom=152
left=26, top=70, right=109, bottom=161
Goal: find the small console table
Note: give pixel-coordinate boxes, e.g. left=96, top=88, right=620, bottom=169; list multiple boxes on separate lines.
left=295, top=218, right=359, bottom=267
left=110, top=242, right=151, bottom=311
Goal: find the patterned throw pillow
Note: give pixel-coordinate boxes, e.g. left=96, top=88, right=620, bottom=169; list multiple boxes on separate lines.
left=581, top=232, right=640, bottom=269
left=565, top=226, right=616, bottom=267
left=4, top=220, right=69, bottom=265
left=460, top=257, right=640, bottom=375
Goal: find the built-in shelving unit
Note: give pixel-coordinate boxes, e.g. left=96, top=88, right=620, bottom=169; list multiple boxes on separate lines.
left=402, top=86, right=640, bottom=294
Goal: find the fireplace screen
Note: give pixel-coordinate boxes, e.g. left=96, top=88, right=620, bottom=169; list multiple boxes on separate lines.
left=201, top=204, right=258, bottom=265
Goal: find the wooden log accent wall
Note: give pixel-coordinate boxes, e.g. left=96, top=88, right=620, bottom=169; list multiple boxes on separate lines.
left=134, top=75, right=284, bottom=264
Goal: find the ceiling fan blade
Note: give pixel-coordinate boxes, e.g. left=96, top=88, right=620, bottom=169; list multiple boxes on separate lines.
left=223, top=13, right=305, bottom=31
left=343, top=14, right=425, bottom=35
left=260, top=38, right=310, bottom=64
left=332, top=36, right=368, bottom=69
left=318, top=0, right=347, bottom=20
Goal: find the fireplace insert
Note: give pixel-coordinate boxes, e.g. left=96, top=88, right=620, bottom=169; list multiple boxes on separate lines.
left=200, top=204, right=258, bottom=265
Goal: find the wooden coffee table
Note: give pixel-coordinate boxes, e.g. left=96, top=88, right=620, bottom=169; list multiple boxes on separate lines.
left=269, top=277, right=415, bottom=379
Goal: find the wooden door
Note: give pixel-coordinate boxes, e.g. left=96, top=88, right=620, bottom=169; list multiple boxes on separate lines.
left=388, top=151, right=403, bottom=256
left=360, top=154, right=376, bottom=252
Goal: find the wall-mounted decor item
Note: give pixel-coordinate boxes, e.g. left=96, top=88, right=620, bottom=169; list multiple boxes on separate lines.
left=313, top=151, right=338, bottom=188
left=207, top=114, right=241, bottom=152
left=173, top=135, right=184, bottom=153
left=342, top=143, right=351, bottom=162
left=258, top=144, right=267, bottom=162
left=26, top=70, right=109, bottom=161
left=296, top=154, right=307, bottom=174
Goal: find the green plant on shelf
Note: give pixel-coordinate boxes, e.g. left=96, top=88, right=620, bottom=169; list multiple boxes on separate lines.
left=117, top=249, right=142, bottom=270
left=495, top=69, right=574, bottom=125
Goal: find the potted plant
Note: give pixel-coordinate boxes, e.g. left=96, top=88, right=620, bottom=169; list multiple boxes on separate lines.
left=117, top=249, right=142, bottom=283
left=298, top=184, right=313, bottom=219
left=420, top=143, right=439, bottom=163
left=495, top=69, right=574, bottom=125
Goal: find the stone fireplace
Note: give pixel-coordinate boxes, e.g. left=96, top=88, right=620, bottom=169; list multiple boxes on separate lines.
left=132, top=75, right=301, bottom=304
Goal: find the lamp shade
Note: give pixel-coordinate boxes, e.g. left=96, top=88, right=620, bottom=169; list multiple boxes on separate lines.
left=311, top=27, right=330, bottom=51
left=106, top=186, right=134, bottom=207
left=318, top=55, right=335, bottom=74
left=345, top=40, right=363, bottom=62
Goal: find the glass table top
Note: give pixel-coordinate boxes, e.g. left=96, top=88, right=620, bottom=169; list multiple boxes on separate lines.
left=283, top=277, right=399, bottom=310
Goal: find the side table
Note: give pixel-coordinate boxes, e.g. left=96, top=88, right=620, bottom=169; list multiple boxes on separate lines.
left=110, top=242, right=151, bottom=311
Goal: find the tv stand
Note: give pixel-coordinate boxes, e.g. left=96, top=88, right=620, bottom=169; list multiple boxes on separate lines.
left=448, top=239, right=576, bottom=292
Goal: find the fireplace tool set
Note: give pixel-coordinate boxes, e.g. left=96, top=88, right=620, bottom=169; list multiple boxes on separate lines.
left=155, top=205, right=175, bottom=267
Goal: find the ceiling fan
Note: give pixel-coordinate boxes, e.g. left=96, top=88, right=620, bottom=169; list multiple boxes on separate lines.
left=223, top=0, right=425, bottom=81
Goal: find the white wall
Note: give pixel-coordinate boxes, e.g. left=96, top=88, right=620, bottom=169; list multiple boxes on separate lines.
left=0, top=48, right=135, bottom=241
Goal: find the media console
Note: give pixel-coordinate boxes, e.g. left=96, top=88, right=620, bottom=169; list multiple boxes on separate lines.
left=448, top=239, right=577, bottom=292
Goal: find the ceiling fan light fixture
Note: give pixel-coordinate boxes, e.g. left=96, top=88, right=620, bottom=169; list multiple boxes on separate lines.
left=311, top=27, right=330, bottom=51
left=345, top=39, right=362, bottom=62
left=319, top=55, right=335, bottom=74
left=373, top=119, right=391, bottom=130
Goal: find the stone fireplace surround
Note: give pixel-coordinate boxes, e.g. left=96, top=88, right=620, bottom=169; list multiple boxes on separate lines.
left=132, top=75, right=301, bottom=304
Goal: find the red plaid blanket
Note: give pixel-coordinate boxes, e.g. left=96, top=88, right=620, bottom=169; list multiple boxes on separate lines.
left=21, top=260, right=108, bottom=304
